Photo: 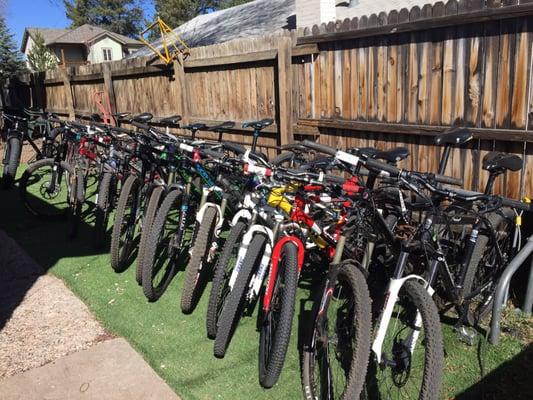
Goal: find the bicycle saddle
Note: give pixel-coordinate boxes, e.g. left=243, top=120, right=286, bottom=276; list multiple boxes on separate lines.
left=375, top=147, right=410, bottom=164
left=160, top=115, right=182, bottom=126
left=132, top=113, right=153, bottom=123
left=242, top=118, right=274, bottom=130
left=208, top=121, right=235, bottom=132
left=482, top=152, right=523, bottom=172
left=357, top=147, right=380, bottom=158
left=90, top=113, right=101, bottom=122
left=113, top=112, right=130, bottom=119
left=182, top=123, right=207, bottom=131
left=434, top=127, right=473, bottom=146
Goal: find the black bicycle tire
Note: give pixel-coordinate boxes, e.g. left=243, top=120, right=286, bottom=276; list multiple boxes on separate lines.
left=258, top=241, right=299, bottom=388
left=2, top=136, right=21, bottom=188
left=94, top=172, right=113, bottom=248
left=301, top=264, right=372, bottom=400
left=206, top=220, right=247, bottom=339
left=110, top=174, right=139, bottom=272
left=213, top=233, right=267, bottom=358
left=462, top=209, right=513, bottom=326
left=141, top=188, right=182, bottom=302
left=136, top=185, right=165, bottom=285
left=19, top=158, right=73, bottom=217
left=181, top=206, right=218, bottom=314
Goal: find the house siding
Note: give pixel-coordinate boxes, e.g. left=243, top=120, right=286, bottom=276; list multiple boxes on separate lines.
left=88, top=36, right=124, bottom=64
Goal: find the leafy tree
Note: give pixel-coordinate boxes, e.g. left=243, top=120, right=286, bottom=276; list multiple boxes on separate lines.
left=218, top=0, right=252, bottom=9
left=153, top=0, right=214, bottom=29
left=27, top=32, right=58, bottom=72
left=0, top=15, right=26, bottom=81
left=63, top=0, right=144, bottom=37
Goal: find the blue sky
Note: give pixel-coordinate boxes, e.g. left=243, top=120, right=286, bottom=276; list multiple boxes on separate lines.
left=5, top=0, right=155, bottom=52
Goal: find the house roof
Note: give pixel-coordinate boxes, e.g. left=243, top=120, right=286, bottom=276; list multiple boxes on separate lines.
left=130, top=0, right=441, bottom=59
left=130, top=0, right=295, bottom=58
left=21, top=24, right=142, bottom=52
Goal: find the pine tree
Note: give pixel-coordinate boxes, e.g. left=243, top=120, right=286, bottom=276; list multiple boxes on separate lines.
left=63, top=0, right=144, bottom=37
left=27, top=32, right=58, bottom=72
left=0, top=15, right=26, bottom=81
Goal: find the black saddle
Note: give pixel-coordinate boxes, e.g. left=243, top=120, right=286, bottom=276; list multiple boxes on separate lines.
left=160, top=115, right=182, bottom=126
left=113, top=112, right=130, bottom=119
left=208, top=121, right=235, bottom=132
left=482, top=152, right=523, bottom=172
left=434, top=127, right=473, bottom=146
left=90, top=113, right=101, bottom=122
left=182, top=123, right=207, bottom=131
left=357, top=147, right=409, bottom=164
left=243, top=118, right=274, bottom=130
left=132, top=113, right=153, bottom=123
left=375, top=147, right=410, bottom=164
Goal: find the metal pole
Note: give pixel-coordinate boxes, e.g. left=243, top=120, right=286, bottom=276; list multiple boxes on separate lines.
left=490, top=236, right=533, bottom=345
left=522, top=253, right=533, bottom=316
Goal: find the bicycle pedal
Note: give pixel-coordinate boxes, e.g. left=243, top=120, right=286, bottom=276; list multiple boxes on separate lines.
left=454, top=324, right=476, bottom=346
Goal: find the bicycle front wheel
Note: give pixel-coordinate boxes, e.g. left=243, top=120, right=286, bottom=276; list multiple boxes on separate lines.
left=367, top=280, right=443, bottom=400
left=301, top=264, right=372, bottom=400
left=258, top=241, right=299, bottom=388
left=19, top=158, right=73, bottom=218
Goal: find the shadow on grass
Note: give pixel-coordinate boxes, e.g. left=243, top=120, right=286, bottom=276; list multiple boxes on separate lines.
left=0, top=183, right=105, bottom=331
left=456, top=343, right=533, bottom=400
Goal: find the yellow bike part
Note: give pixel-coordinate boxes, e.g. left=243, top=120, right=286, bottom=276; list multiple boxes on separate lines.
left=139, top=18, right=190, bottom=65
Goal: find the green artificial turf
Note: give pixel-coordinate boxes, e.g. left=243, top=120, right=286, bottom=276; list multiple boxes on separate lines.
left=1, top=168, right=531, bottom=400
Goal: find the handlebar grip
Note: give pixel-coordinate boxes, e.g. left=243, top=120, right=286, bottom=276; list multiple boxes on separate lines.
left=434, top=174, right=464, bottom=187
left=301, top=140, right=337, bottom=156
left=223, top=142, right=246, bottom=155
left=501, top=197, right=533, bottom=212
left=364, top=158, right=400, bottom=177
left=131, top=120, right=151, bottom=131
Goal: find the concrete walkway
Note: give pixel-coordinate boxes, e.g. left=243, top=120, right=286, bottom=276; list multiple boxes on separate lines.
left=0, top=338, right=180, bottom=400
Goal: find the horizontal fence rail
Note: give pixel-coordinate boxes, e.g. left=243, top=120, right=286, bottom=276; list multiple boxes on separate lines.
left=2, top=0, right=533, bottom=198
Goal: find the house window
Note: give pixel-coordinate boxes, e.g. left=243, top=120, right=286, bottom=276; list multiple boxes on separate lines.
left=102, top=48, right=113, bottom=61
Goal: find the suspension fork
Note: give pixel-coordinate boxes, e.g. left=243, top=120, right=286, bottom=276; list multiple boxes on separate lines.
left=175, top=178, right=193, bottom=249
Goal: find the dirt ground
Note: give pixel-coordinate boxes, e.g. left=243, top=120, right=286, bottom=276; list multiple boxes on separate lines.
left=0, top=230, right=109, bottom=378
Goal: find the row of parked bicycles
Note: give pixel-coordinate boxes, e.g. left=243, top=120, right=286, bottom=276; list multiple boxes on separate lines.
left=1, top=107, right=531, bottom=399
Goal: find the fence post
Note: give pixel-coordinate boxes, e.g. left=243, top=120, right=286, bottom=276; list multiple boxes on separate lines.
left=103, top=64, right=117, bottom=115
left=174, top=55, right=189, bottom=123
left=60, top=67, right=75, bottom=119
left=277, top=36, right=293, bottom=146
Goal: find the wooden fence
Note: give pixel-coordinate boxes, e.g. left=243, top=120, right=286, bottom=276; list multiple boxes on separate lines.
left=3, top=0, right=533, bottom=198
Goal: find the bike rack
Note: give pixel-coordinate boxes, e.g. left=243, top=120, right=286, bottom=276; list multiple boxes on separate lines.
left=490, top=234, right=533, bottom=344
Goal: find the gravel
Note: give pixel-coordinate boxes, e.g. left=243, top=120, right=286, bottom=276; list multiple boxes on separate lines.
left=0, top=230, right=108, bottom=378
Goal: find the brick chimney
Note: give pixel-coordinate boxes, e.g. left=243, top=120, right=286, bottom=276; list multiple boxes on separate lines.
left=296, top=0, right=337, bottom=28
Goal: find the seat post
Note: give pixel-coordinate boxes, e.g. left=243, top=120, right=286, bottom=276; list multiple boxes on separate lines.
left=438, top=144, right=452, bottom=175
left=484, top=172, right=499, bottom=195
left=251, top=128, right=260, bottom=153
